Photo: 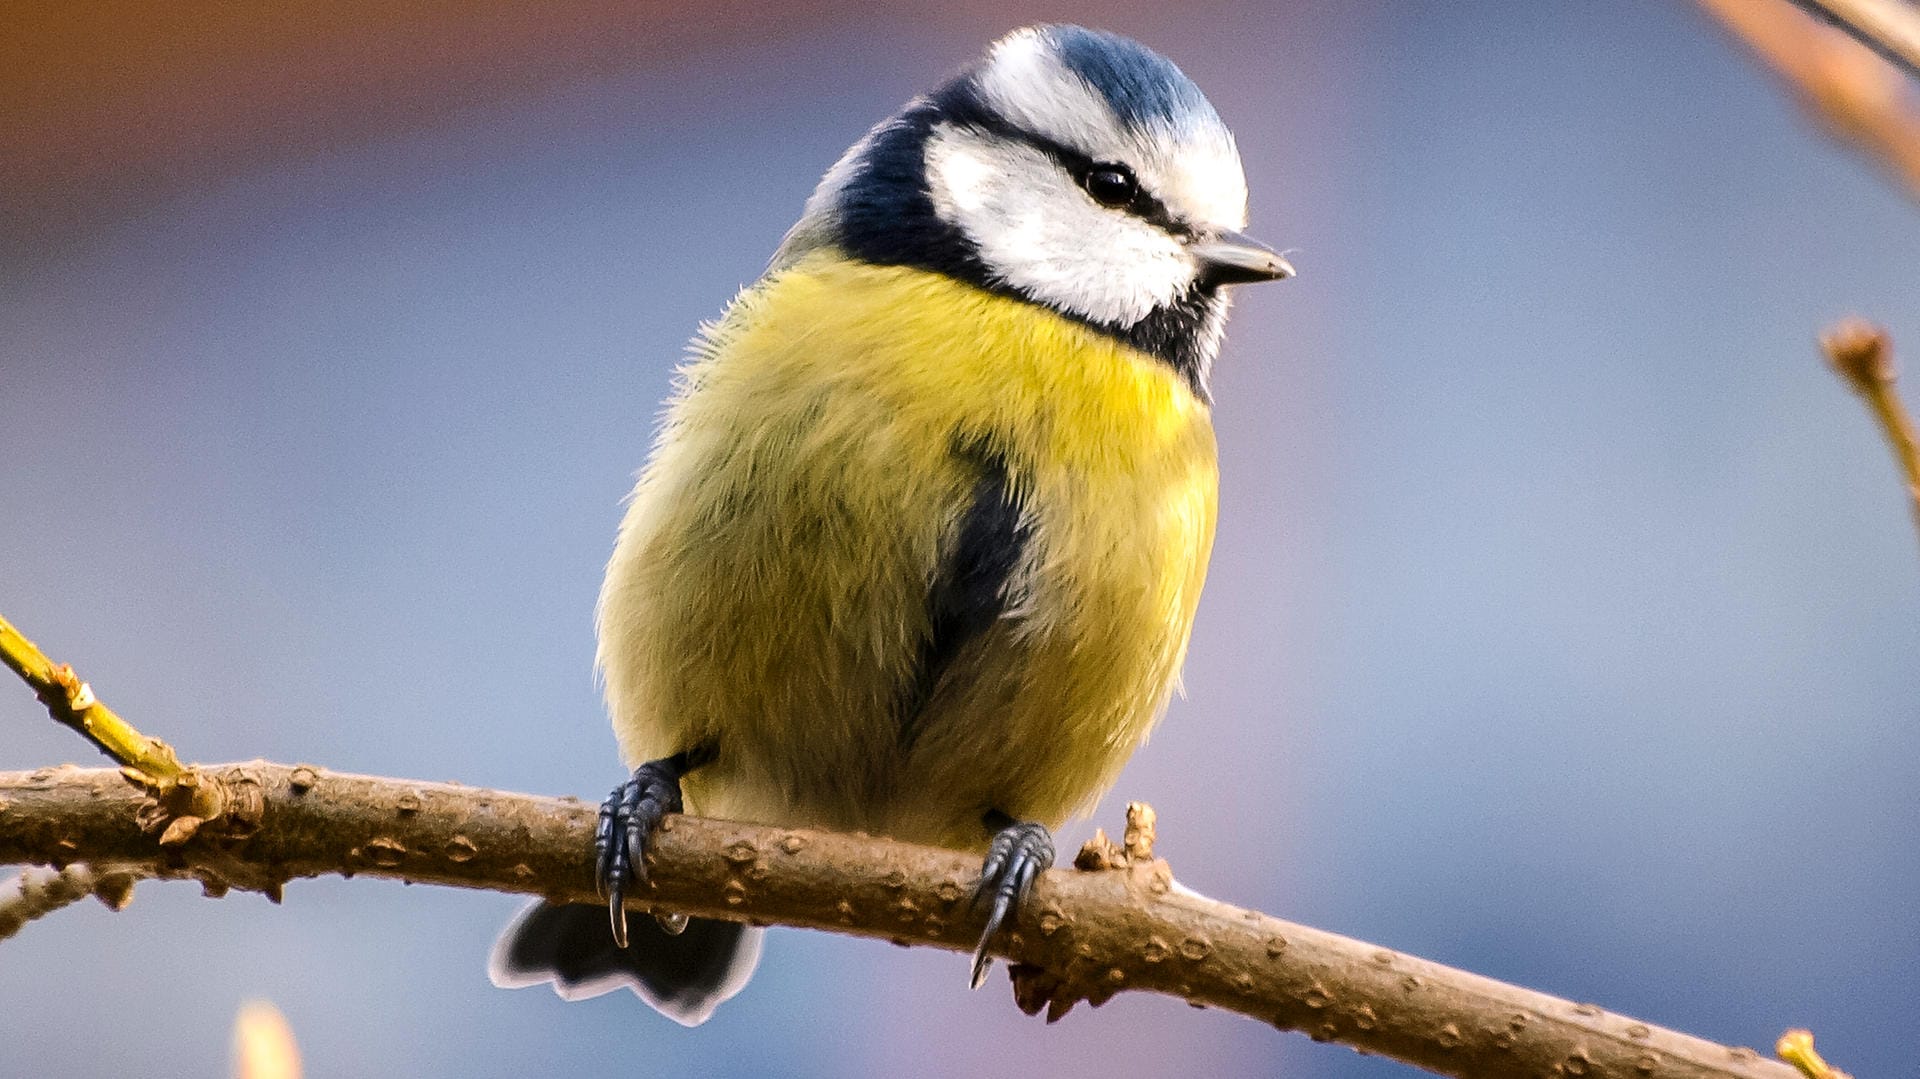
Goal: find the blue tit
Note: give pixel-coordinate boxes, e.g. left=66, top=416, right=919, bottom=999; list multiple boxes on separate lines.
left=490, top=24, right=1291, bottom=1025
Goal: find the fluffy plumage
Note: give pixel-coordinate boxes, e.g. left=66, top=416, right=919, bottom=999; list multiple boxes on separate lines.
left=601, top=256, right=1218, bottom=844
left=493, top=23, right=1281, bottom=1024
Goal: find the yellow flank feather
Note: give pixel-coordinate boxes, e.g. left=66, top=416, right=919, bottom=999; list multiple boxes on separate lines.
left=597, top=251, right=1218, bottom=850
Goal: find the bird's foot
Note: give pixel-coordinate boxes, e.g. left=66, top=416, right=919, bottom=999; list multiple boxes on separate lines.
left=970, top=818, right=1054, bottom=988
left=594, top=757, right=687, bottom=948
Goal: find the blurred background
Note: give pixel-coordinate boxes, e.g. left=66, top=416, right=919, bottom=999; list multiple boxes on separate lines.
left=4, top=1, right=1918, bottom=1076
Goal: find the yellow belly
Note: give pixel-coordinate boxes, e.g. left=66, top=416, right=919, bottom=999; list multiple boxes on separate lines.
left=597, top=253, right=1218, bottom=849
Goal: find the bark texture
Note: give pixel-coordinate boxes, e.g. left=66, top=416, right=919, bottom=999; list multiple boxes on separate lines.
left=0, top=762, right=1797, bottom=1079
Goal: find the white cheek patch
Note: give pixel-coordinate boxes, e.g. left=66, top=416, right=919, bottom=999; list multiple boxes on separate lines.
left=930, top=136, right=997, bottom=213
left=925, top=124, right=1194, bottom=327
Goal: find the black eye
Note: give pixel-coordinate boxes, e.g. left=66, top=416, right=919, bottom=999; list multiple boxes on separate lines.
left=1081, top=164, right=1138, bottom=209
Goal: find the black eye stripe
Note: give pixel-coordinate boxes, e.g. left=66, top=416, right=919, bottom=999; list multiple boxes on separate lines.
left=1001, top=130, right=1193, bottom=237
left=933, top=93, right=1196, bottom=239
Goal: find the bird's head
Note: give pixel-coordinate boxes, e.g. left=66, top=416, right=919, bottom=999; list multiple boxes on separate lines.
left=777, top=25, right=1291, bottom=398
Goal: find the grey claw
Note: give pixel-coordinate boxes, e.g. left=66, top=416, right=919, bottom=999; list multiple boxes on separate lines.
left=609, top=884, right=629, bottom=949
left=969, top=941, right=996, bottom=989
left=595, top=758, right=690, bottom=949
left=969, top=819, right=1053, bottom=988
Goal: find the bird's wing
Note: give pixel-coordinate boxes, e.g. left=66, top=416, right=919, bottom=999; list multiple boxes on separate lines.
left=896, top=441, right=1031, bottom=749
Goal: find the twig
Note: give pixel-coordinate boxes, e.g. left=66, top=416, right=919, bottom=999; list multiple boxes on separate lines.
left=1784, top=0, right=1920, bottom=82
left=0, top=614, right=182, bottom=779
left=0, top=619, right=157, bottom=934
left=1822, top=319, right=1920, bottom=540
left=1776, top=1029, right=1854, bottom=1079
left=1698, top=0, right=1920, bottom=199
left=0, top=864, right=140, bottom=942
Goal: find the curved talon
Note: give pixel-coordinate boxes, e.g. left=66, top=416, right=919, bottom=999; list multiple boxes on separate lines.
left=593, top=785, right=620, bottom=899
left=625, top=794, right=651, bottom=887
left=593, top=782, right=633, bottom=946
left=608, top=883, right=629, bottom=949
left=969, top=819, right=1054, bottom=988
left=593, top=757, right=693, bottom=951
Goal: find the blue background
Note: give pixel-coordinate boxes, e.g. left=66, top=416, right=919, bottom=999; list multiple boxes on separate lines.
left=4, top=2, right=1917, bottom=1075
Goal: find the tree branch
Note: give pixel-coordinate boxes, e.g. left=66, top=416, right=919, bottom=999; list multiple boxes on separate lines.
left=0, top=762, right=1799, bottom=1079
left=1784, top=0, right=1920, bottom=83
left=0, top=608, right=1807, bottom=1079
left=1698, top=0, right=1920, bottom=200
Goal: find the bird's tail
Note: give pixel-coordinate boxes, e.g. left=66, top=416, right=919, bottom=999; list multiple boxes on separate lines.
left=489, top=901, right=763, bottom=1026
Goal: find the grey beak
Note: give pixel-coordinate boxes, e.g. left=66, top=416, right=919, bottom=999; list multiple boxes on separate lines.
left=1189, top=230, right=1294, bottom=285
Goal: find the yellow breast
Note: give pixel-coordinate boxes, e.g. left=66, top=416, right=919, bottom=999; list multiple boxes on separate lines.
left=598, top=253, right=1219, bottom=847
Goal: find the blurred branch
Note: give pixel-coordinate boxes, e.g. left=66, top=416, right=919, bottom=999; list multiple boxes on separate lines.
left=0, top=611, right=1806, bottom=1079
left=1821, top=319, right=1920, bottom=541
left=1699, top=5, right=1920, bottom=545
left=1785, top=0, right=1920, bottom=80
left=1698, top=0, right=1920, bottom=197
left=232, top=1000, right=303, bottom=1079
left=0, top=864, right=140, bottom=942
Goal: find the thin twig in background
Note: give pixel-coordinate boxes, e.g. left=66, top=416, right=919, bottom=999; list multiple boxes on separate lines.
left=1821, top=320, right=1920, bottom=541
left=1698, top=0, right=1920, bottom=198
left=0, top=609, right=1806, bottom=1079
left=1696, top=2, right=1920, bottom=551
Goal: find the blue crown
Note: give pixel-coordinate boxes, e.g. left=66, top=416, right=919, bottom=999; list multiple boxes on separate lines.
left=1038, top=26, right=1226, bottom=137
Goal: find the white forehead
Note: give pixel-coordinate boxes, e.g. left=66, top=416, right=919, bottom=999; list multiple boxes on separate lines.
left=973, top=28, right=1248, bottom=230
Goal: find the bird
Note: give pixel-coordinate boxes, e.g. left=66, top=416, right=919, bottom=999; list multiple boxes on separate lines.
left=489, top=23, right=1291, bottom=1026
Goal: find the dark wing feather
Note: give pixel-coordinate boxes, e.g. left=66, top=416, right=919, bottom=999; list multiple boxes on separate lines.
left=896, top=443, right=1030, bottom=748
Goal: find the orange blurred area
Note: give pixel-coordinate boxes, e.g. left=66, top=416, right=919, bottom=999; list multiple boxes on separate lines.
left=5, top=0, right=1248, bottom=255
left=3, top=1, right=853, bottom=249
left=231, top=1000, right=301, bottom=1079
